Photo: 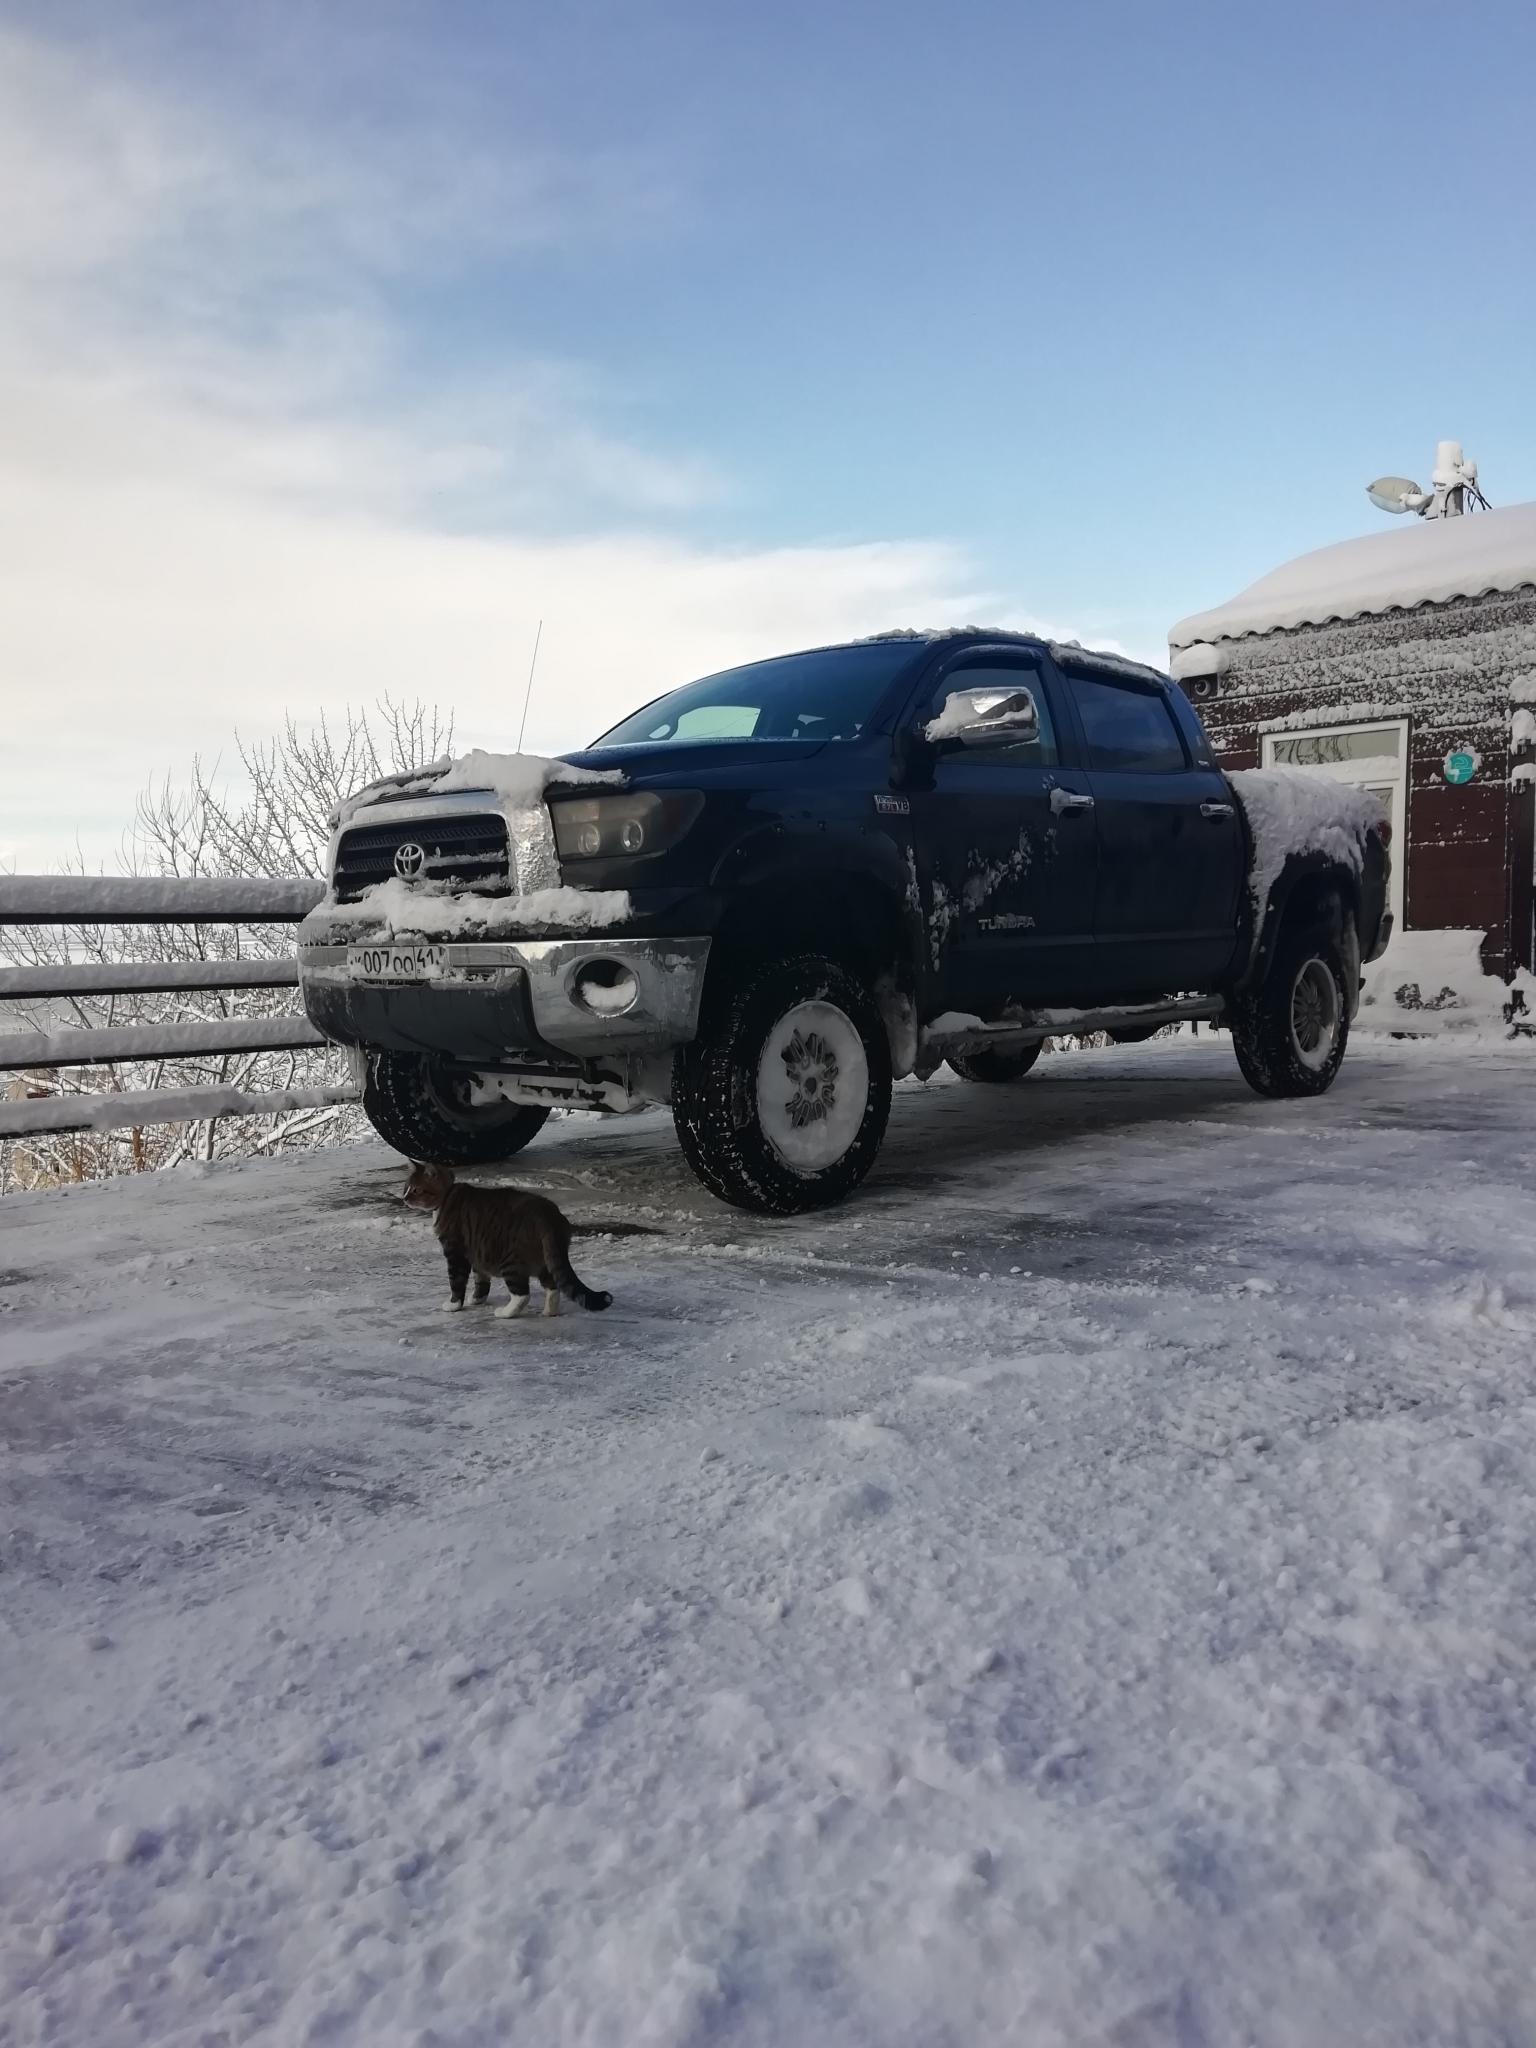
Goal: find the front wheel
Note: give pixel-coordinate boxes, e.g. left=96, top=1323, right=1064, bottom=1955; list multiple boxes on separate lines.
left=672, top=954, right=892, bottom=1215
left=362, top=1052, right=550, bottom=1164
left=1230, top=922, right=1350, bottom=1098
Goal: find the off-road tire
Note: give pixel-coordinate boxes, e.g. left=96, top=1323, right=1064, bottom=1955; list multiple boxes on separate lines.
left=362, top=1052, right=551, bottom=1165
left=1230, top=921, right=1350, bottom=1098
left=672, top=953, right=892, bottom=1215
left=945, top=1042, right=1043, bottom=1083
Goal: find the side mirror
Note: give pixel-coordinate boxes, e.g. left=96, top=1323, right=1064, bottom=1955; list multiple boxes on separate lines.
left=925, top=684, right=1041, bottom=750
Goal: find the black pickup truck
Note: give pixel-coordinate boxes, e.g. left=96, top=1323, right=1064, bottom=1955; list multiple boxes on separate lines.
left=299, top=631, right=1392, bottom=1214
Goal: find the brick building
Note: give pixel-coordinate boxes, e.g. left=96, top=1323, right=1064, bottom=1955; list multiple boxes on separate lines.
left=1169, top=503, right=1536, bottom=1021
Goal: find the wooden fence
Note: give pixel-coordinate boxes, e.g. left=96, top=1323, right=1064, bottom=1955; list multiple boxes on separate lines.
left=0, top=875, right=356, bottom=1141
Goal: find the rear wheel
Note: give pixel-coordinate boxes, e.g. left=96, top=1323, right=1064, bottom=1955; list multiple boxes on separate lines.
left=1230, top=921, right=1350, bottom=1098
left=362, top=1052, right=550, bottom=1164
left=945, top=1042, right=1043, bottom=1083
left=672, top=954, right=892, bottom=1214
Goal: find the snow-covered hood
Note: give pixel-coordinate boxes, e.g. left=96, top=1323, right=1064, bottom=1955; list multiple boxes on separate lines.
left=559, top=738, right=831, bottom=785
left=330, top=749, right=624, bottom=831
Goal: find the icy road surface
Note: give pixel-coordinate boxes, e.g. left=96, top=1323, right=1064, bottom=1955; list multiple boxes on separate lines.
left=3, top=1040, right=1535, bottom=2047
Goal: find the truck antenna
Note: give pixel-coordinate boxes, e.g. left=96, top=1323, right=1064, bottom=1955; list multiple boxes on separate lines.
left=516, top=618, right=544, bottom=753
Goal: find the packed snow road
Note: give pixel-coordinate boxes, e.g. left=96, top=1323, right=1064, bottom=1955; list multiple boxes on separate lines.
left=3, top=1039, right=1535, bottom=2047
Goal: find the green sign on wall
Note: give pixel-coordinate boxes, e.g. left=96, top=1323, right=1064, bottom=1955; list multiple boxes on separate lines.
left=1443, top=750, right=1478, bottom=786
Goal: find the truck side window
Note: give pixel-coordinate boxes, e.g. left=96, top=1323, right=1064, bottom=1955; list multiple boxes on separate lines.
left=931, top=665, right=1059, bottom=767
left=1070, top=674, right=1187, bottom=773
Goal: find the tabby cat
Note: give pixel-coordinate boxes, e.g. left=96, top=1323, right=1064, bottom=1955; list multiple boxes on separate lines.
left=402, top=1162, right=613, bottom=1318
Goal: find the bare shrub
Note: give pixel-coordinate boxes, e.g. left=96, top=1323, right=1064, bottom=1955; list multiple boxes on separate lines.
left=1, top=700, right=451, bottom=1191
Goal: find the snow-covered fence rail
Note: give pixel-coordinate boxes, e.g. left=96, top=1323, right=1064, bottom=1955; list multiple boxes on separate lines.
left=0, top=957, right=299, bottom=999
left=0, top=876, right=324, bottom=925
left=0, top=1015, right=326, bottom=1072
left=0, top=873, right=348, bottom=1150
left=0, top=1083, right=357, bottom=1142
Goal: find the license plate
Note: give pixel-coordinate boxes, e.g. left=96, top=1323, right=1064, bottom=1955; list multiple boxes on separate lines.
left=347, top=943, right=448, bottom=983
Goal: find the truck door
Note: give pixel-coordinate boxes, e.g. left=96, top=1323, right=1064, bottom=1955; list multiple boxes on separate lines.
left=1060, top=663, right=1243, bottom=994
left=909, top=652, right=1099, bottom=1010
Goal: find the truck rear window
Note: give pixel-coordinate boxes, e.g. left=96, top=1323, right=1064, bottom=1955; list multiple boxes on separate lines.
left=591, top=642, right=923, bottom=748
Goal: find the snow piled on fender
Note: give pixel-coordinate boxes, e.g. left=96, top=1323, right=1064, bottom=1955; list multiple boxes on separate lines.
left=1229, top=766, right=1386, bottom=918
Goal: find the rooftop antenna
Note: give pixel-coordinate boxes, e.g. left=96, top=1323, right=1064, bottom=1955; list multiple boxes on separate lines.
left=515, top=618, right=544, bottom=753
left=1367, top=440, right=1490, bottom=519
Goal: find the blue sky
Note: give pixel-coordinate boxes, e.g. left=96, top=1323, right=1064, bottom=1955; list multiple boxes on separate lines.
left=4, top=0, right=1534, bottom=862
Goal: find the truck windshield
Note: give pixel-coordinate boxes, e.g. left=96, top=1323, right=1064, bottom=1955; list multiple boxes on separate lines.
left=590, top=641, right=924, bottom=748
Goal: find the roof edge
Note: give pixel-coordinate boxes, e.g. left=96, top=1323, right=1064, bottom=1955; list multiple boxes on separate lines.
left=1170, top=575, right=1536, bottom=650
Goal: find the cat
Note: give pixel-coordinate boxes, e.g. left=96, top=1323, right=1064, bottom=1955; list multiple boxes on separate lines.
left=402, top=1162, right=613, bottom=1318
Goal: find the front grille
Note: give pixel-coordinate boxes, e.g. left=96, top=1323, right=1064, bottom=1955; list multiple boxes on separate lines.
left=332, top=813, right=511, bottom=903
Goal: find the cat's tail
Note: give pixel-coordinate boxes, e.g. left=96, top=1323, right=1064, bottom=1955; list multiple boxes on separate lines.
left=549, top=1243, right=612, bottom=1312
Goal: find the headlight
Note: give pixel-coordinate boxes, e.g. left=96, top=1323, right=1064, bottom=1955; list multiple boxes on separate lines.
left=551, top=790, right=703, bottom=862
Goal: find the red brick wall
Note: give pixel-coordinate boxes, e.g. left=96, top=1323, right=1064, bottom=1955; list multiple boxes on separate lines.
left=1180, top=589, right=1536, bottom=977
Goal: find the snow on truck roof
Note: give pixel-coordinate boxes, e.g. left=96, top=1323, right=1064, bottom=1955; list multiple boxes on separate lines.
left=1169, top=499, right=1536, bottom=649
left=855, top=627, right=1167, bottom=686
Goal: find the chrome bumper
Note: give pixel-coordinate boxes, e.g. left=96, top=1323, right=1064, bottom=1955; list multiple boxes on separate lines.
left=299, top=936, right=712, bottom=1059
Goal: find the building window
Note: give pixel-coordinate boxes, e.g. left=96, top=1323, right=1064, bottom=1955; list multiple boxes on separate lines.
left=1269, top=726, right=1402, bottom=770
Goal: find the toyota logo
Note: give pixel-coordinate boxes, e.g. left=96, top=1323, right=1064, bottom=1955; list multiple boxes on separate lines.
left=393, top=840, right=426, bottom=880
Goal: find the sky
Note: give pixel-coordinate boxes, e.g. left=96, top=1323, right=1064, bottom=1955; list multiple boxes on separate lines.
left=3, top=0, right=1534, bottom=869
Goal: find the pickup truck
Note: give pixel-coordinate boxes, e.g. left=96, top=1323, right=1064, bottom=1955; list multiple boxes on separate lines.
left=298, top=631, right=1393, bottom=1214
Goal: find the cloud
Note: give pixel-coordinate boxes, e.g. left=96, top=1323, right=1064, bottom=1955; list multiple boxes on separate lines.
left=0, top=23, right=672, bottom=287
left=0, top=19, right=708, bottom=526
left=0, top=22, right=1103, bottom=871
left=0, top=352, right=992, bottom=866
left=0, top=440, right=987, bottom=864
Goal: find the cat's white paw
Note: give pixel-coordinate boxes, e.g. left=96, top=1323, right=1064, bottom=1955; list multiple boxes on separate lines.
left=542, top=1290, right=562, bottom=1318
left=495, top=1295, right=530, bottom=1320
left=442, top=1298, right=464, bottom=1313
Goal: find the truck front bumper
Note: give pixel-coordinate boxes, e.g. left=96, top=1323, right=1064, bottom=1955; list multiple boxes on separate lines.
left=299, top=935, right=712, bottom=1067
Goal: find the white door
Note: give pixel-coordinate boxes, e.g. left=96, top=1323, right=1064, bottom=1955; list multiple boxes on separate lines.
left=1262, top=719, right=1407, bottom=933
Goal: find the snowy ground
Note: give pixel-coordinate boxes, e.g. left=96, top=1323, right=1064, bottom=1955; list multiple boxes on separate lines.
left=3, top=1038, right=1536, bottom=2047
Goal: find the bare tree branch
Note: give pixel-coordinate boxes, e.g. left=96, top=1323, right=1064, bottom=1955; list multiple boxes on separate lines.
left=2, top=698, right=451, bottom=1187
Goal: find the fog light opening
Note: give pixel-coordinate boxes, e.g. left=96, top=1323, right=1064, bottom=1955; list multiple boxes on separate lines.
left=571, top=958, right=641, bottom=1017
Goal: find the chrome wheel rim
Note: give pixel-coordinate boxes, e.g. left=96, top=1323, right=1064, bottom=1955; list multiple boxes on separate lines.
left=1290, top=959, right=1340, bottom=1071
left=755, top=999, right=868, bottom=1173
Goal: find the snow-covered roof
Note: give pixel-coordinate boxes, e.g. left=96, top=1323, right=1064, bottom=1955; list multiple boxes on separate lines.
left=1169, top=500, right=1536, bottom=649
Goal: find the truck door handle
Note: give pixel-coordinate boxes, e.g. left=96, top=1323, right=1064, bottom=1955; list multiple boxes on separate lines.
left=1200, top=800, right=1235, bottom=819
left=1049, top=787, right=1095, bottom=816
